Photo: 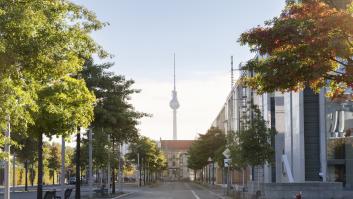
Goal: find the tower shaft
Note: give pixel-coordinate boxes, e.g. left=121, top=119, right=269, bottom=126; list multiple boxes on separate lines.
left=173, top=109, right=177, bottom=140
left=169, top=53, right=180, bottom=140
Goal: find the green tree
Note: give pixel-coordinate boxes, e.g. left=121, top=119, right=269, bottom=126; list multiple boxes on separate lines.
left=0, top=1, right=106, bottom=198
left=187, top=127, right=226, bottom=180
left=81, top=58, right=145, bottom=144
left=47, top=143, right=61, bottom=185
left=0, top=0, right=106, bottom=137
left=230, top=105, right=276, bottom=170
left=33, top=76, right=95, bottom=199
left=82, top=58, right=147, bottom=193
left=126, top=136, right=167, bottom=185
left=238, top=0, right=353, bottom=99
left=65, top=146, right=76, bottom=180
left=12, top=134, right=38, bottom=191
left=227, top=131, right=246, bottom=170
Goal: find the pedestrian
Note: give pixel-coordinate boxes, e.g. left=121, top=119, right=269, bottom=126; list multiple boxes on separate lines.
left=295, top=192, right=302, bottom=199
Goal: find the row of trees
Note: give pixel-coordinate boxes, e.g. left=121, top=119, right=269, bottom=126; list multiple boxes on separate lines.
left=187, top=105, right=275, bottom=183
left=0, top=1, right=145, bottom=198
left=125, top=136, right=167, bottom=186
left=187, top=127, right=226, bottom=180
left=11, top=141, right=71, bottom=189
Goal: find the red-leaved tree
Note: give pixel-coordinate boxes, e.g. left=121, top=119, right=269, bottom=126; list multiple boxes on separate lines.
left=239, top=0, right=353, bottom=100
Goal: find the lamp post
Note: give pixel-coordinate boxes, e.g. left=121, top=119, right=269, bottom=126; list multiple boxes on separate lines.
left=107, top=134, right=111, bottom=194
left=118, top=144, right=124, bottom=193
left=208, top=157, right=212, bottom=185
left=223, top=148, right=231, bottom=196
left=60, top=136, right=66, bottom=199
left=4, top=115, right=11, bottom=199
left=137, top=152, right=141, bottom=187
left=88, top=129, right=93, bottom=198
left=212, top=161, right=215, bottom=185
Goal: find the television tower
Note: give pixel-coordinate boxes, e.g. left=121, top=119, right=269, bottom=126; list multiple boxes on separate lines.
left=169, top=53, right=180, bottom=140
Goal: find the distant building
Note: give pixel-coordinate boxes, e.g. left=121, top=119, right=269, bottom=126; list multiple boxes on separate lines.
left=159, top=140, right=193, bottom=181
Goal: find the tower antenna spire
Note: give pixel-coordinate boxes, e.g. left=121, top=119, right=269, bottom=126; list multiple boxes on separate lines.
left=231, top=55, right=234, bottom=88
left=174, top=53, right=176, bottom=91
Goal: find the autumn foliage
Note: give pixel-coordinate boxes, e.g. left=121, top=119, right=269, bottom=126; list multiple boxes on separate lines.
left=239, top=0, right=353, bottom=100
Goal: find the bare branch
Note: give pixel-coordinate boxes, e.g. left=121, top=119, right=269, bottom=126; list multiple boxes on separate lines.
left=329, top=70, right=345, bottom=75
left=347, top=38, right=353, bottom=48
left=330, top=57, right=349, bottom=67
left=323, top=74, right=336, bottom=80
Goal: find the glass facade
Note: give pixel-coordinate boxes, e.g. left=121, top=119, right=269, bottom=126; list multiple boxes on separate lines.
left=326, top=100, right=353, bottom=188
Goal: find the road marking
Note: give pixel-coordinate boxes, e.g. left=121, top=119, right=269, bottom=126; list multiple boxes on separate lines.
left=190, top=190, right=201, bottom=199
left=184, top=183, right=201, bottom=199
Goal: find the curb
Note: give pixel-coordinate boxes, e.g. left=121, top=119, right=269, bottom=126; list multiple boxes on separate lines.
left=112, top=191, right=137, bottom=199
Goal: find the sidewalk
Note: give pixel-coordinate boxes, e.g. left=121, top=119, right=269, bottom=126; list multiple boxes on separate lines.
left=0, top=183, right=140, bottom=199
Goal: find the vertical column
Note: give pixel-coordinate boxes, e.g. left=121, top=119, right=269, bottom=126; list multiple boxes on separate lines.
left=12, top=153, right=16, bottom=191
left=4, top=115, right=11, bottom=199
left=75, top=129, right=81, bottom=199
left=61, top=137, right=66, bottom=199
left=284, top=91, right=305, bottom=182
left=88, top=129, right=93, bottom=197
left=107, top=134, right=111, bottom=194
left=319, top=90, right=327, bottom=182
left=173, top=109, right=177, bottom=140
left=118, top=144, right=123, bottom=192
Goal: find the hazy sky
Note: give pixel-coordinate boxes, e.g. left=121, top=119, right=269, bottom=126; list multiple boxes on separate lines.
left=72, top=0, right=286, bottom=140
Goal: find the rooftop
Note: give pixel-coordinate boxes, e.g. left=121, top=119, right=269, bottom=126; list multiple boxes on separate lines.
left=160, top=140, right=194, bottom=151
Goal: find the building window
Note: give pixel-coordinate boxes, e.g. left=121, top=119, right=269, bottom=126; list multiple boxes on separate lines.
left=326, top=100, right=353, bottom=187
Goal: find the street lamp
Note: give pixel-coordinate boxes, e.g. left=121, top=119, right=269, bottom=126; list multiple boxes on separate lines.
left=118, top=144, right=124, bottom=193
left=4, top=115, right=11, bottom=199
left=223, top=148, right=231, bottom=195
left=208, top=157, right=212, bottom=185
left=88, top=129, right=93, bottom=198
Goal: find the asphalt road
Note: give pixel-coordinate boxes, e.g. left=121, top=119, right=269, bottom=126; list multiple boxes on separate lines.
left=0, top=182, right=222, bottom=199
left=125, top=182, right=223, bottom=199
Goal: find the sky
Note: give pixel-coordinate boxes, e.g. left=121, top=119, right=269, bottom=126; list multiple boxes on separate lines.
left=71, top=0, right=286, bottom=141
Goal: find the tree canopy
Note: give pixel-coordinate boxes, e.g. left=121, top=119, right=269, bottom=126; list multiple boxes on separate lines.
left=126, top=136, right=167, bottom=172
left=239, top=0, right=353, bottom=99
left=229, top=105, right=276, bottom=168
left=187, top=127, right=226, bottom=170
left=0, top=0, right=107, bottom=132
left=82, top=58, right=146, bottom=144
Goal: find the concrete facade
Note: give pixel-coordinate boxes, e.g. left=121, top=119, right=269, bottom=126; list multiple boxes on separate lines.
left=210, top=80, right=353, bottom=189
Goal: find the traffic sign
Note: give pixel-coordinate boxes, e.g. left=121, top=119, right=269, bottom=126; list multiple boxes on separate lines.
left=224, top=158, right=231, bottom=167
left=223, top=148, right=231, bottom=159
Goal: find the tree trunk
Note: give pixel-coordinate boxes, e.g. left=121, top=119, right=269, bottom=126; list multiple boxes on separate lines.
left=25, top=161, right=28, bottom=191
left=30, top=165, right=35, bottom=187
left=139, top=158, right=142, bottom=187
left=147, top=162, right=150, bottom=183
left=143, top=161, right=146, bottom=185
left=52, top=171, right=55, bottom=185
left=37, top=132, right=43, bottom=199
left=75, top=130, right=81, bottom=199
left=112, top=140, right=116, bottom=194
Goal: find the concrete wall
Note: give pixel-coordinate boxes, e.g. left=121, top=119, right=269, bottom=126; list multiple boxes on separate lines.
left=262, top=182, right=349, bottom=199
left=284, top=92, right=305, bottom=182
